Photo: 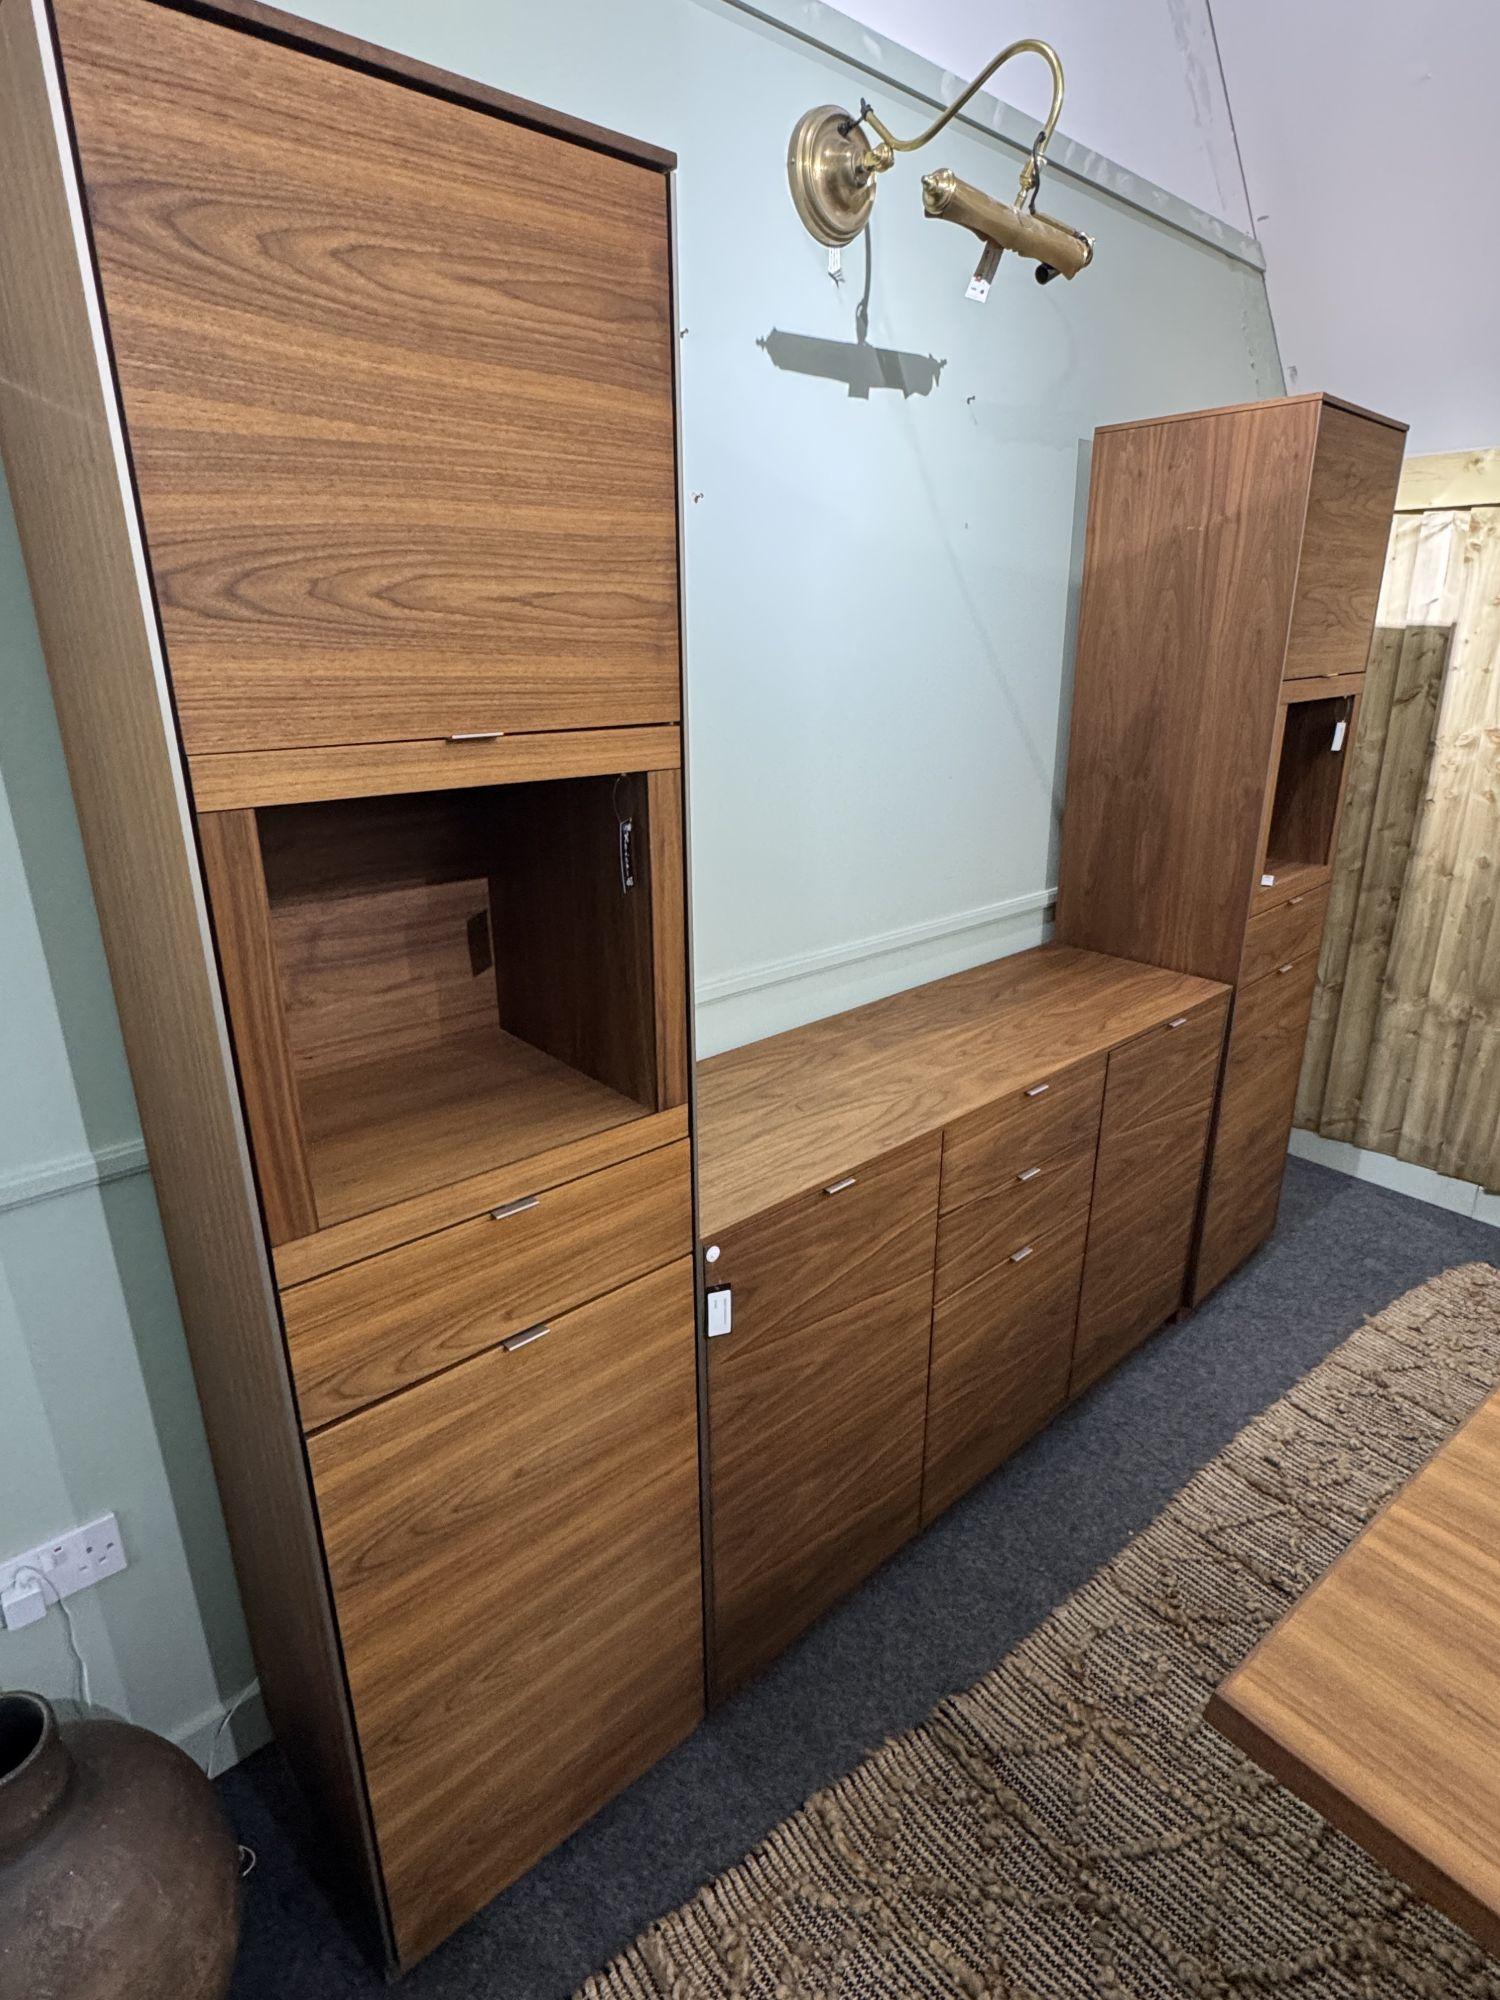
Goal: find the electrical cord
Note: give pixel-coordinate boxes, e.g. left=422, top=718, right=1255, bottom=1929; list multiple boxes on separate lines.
left=208, top=1684, right=261, bottom=1879
left=12, top=1565, right=91, bottom=1711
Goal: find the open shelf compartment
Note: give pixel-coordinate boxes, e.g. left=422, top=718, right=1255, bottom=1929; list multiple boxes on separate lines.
left=203, top=771, right=686, bottom=1241
left=1257, top=695, right=1355, bottom=902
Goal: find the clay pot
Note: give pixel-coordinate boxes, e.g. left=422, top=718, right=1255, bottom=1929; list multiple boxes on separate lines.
left=0, top=1689, right=241, bottom=2000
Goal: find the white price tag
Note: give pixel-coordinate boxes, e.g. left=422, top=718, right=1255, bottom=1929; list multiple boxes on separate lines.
left=827, top=246, right=842, bottom=278
left=706, top=1286, right=733, bottom=1338
left=966, top=275, right=991, bottom=304
left=1332, top=718, right=1347, bottom=752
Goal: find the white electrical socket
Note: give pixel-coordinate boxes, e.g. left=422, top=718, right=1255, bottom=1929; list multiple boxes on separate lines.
left=1, top=1513, right=127, bottom=1631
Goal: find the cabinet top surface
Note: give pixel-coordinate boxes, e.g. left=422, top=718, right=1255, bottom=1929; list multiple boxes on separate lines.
left=696, top=944, right=1228, bottom=1236
left=1095, top=390, right=1407, bottom=438
left=1208, top=1377, right=1500, bottom=1956
left=132, top=0, right=676, bottom=171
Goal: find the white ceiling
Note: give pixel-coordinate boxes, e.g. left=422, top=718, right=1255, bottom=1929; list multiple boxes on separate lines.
left=838, top=0, right=1500, bottom=454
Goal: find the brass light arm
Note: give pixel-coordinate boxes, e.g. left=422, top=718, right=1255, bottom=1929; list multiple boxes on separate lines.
left=857, top=37, right=1065, bottom=177
left=786, top=33, right=1092, bottom=286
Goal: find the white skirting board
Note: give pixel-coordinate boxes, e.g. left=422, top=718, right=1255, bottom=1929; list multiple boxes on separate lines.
left=1289, top=1128, right=1500, bottom=1227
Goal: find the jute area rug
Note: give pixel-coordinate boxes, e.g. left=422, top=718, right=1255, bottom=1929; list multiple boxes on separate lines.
left=582, top=1263, right=1500, bottom=2000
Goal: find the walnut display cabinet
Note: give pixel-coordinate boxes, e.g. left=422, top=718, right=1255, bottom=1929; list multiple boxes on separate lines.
left=0, top=0, right=697, bottom=1970
left=1056, top=392, right=1406, bottom=1303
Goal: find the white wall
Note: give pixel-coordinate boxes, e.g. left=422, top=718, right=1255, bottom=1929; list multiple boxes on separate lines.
left=1213, top=0, right=1500, bottom=454
left=834, top=0, right=1250, bottom=229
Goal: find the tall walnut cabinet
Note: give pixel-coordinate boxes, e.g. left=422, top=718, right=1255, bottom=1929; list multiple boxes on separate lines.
left=1057, top=393, right=1406, bottom=1297
left=0, top=0, right=697, bottom=1970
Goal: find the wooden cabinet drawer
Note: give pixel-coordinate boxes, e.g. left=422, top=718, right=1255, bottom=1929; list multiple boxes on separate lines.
left=282, top=1140, right=690, bottom=1429
left=922, top=1208, right=1088, bottom=1525
left=940, top=1055, right=1105, bottom=1214
left=308, top=1258, right=702, bottom=1966
left=1242, top=886, right=1330, bottom=985
left=1071, top=997, right=1227, bottom=1394
left=706, top=1134, right=940, bottom=1699
left=1194, top=956, right=1320, bottom=1301
left=935, top=1148, right=1094, bottom=1304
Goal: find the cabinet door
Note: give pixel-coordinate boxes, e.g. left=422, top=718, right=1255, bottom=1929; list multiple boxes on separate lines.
left=55, top=0, right=679, bottom=755
left=308, top=1260, right=702, bottom=1966
left=1283, top=405, right=1405, bottom=680
left=923, top=1209, right=1088, bottom=1525
left=1072, top=998, right=1227, bottom=1393
left=707, top=1136, right=940, bottom=1698
left=1193, top=958, right=1320, bottom=1301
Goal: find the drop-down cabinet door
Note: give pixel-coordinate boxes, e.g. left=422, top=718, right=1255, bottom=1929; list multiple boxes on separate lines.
left=1072, top=996, right=1228, bottom=1393
left=705, top=1135, right=941, bottom=1699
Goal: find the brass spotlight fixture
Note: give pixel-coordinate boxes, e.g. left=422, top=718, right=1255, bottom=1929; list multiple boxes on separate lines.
left=786, top=39, right=1093, bottom=296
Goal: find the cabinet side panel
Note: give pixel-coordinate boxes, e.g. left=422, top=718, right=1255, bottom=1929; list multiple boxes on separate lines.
left=0, top=0, right=388, bottom=1959
left=1057, top=404, right=1316, bottom=983
left=197, top=808, right=320, bottom=1243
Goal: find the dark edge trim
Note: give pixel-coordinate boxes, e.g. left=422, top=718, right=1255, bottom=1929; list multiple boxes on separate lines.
left=145, top=0, right=675, bottom=171
left=40, top=0, right=399, bottom=1972
left=1205, top=1687, right=1500, bottom=1961
left=666, top=171, right=717, bottom=1717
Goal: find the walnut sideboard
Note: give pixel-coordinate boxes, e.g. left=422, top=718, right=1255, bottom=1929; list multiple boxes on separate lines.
left=696, top=945, right=1230, bottom=1699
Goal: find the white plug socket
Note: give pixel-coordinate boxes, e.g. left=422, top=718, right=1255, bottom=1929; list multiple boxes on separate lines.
left=1, top=1512, right=127, bottom=1631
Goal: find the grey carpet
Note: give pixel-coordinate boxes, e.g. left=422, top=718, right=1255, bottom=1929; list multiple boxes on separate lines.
left=220, top=1157, right=1499, bottom=1999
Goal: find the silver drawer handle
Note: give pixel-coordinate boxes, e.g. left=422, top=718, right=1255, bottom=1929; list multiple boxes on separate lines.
left=490, top=1194, right=539, bottom=1220
left=1277, top=962, right=1295, bottom=975
left=1024, top=1082, right=1050, bottom=1099
left=1010, top=1244, right=1035, bottom=1264
left=1167, top=1016, right=1188, bottom=1030
left=1016, top=1166, right=1042, bottom=1183
left=448, top=730, right=506, bottom=742
left=823, top=1175, right=857, bottom=1196
left=502, top=1323, right=549, bottom=1353
left=1288, top=894, right=1306, bottom=906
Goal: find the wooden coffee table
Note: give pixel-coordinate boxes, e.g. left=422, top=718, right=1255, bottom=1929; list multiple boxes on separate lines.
left=1208, top=1386, right=1500, bottom=1956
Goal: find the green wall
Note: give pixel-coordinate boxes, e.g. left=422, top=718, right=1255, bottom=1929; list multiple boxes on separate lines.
left=0, top=0, right=1280, bottom=1760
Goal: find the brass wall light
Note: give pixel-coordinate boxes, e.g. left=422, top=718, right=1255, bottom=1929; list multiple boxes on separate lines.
left=787, top=39, right=1093, bottom=298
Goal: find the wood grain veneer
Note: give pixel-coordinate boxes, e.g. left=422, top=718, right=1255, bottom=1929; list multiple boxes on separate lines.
left=922, top=1208, right=1089, bottom=1525
left=52, top=0, right=681, bottom=755
left=934, top=1149, right=1095, bottom=1301
left=940, top=1055, right=1105, bottom=1216
left=1193, top=954, right=1320, bottom=1300
left=154, top=0, right=676, bottom=171
left=1208, top=1385, right=1500, bottom=1958
left=647, top=767, right=690, bottom=1109
left=188, top=727, right=683, bottom=811
left=1241, top=885, right=1329, bottom=986
left=492, top=775, right=659, bottom=1110
left=196, top=809, right=318, bottom=1243
left=296, top=1030, right=652, bottom=1228
left=1283, top=404, right=1405, bottom=680
left=1056, top=399, right=1317, bottom=985
left=707, top=1136, right=941, bottom=1699
left=696, top=948, right=1225, bottom=1240
left=0, top=0, right=389, bottom=1958
left=283, top=1140, right=690, bottom=1429
left=1070, top=998, right=1226, bottom=1394
left=309, top=1258, right=703, bottom=1966
left=1059, top=392, right=1402, bottom=1305
left=272, top=1106, right=688, bottom=1287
